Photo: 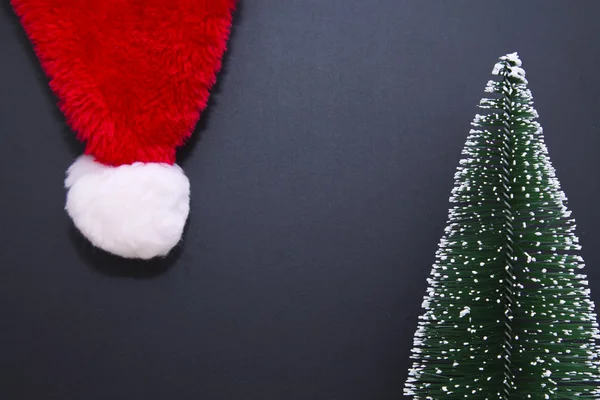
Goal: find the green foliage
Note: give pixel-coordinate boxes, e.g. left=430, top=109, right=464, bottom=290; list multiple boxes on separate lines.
left=405, top=53, right=600, bottom=399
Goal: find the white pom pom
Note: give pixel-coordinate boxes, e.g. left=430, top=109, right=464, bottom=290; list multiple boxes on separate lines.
left=65, top=155, right=190, bottom=259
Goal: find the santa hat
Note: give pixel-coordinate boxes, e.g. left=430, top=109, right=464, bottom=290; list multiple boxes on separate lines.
left=11, top=0, right=236, bottom=259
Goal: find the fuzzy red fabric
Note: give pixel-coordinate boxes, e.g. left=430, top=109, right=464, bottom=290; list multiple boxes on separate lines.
left=12, top=0, right=236, bottom=166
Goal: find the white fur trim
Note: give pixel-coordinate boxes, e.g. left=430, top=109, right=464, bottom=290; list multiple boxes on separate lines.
left=65, top=155, right=190, bottom=259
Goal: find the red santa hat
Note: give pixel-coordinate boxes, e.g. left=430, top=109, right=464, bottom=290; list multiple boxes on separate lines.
left=11, top=0, right=236, bottom=259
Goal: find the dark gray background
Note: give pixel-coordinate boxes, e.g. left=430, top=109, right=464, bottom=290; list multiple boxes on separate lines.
left=1, top=1, right=600, bottom=399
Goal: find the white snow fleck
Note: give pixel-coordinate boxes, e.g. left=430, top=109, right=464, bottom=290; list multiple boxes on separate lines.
left=492, top=62, right=503, bottom=75
left=460, top=306, right=471, bottom=318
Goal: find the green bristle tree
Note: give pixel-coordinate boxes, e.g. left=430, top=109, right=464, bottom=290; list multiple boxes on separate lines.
left=404, top=53, right=600, bottom=399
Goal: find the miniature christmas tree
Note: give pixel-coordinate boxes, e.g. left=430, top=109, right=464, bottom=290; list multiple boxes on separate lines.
left=404, top=53, right=600, bottom=399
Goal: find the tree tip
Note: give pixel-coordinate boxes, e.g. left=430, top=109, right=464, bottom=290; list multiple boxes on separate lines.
left=491, top=52, right=527, bottom=83
left=501, top=52, right=522, bottom=66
